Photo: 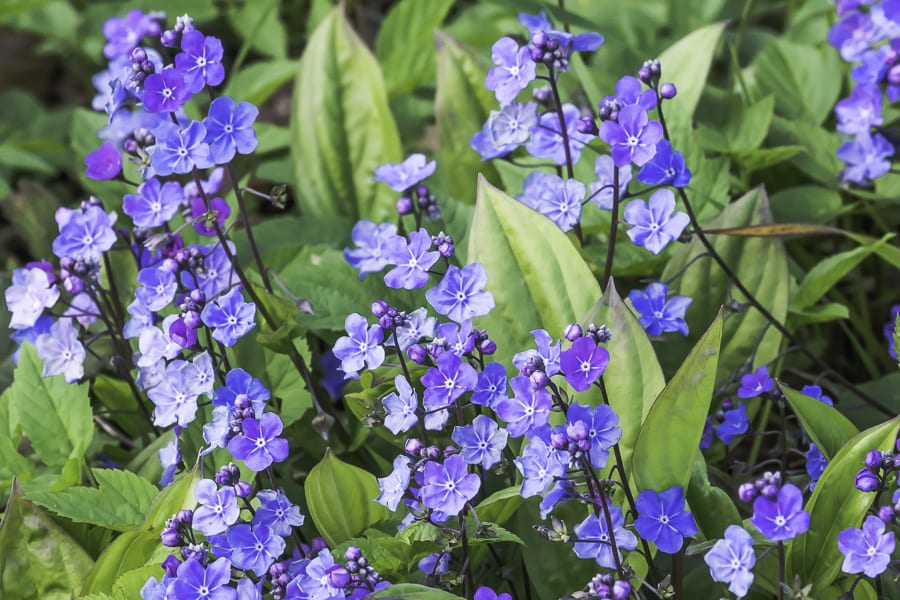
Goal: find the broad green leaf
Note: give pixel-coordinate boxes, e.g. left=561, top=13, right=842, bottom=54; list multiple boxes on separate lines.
left=266, top=343, right=313, bottom=427
left=787, top=418, right=900, bottom=589
left=80, top=463, right=200, bottom=595
left=0, top=437, right=32, bottom=488
left=28, top=469, right=158, bottom=532
left=582, top=280, right=665, bottom=470
left=93, top=375, right=147, bottom=440
left=11, top=344, right=93, bottom=468
left=770, top=185, right=843, bottom=224
left=223, top=59, right=297, bottom=106
left=111, top=564, right=165, bottom=600
left=686, top=455, right=740, bottom=540
left=845, top=233, right=900, bottom=270
left=467, top=176, right=601, bottom=366
left=661, top=188, right=789, bottom=382
left=696, top=95, right=774, bottom=153
left=767, top=117, right=843, bottom=185
left=0, top=481, right=94, bottom=599
left=789, top=302, right=850, bottom=326
left=733, top=145, right=805, bottom=174
left=335, top=529, right=411, bottom=576
left=791, top=234, right=893, bottom=310
left=291, top=6, right=402, bottom=221
left=365, top=584, right=465, bottom=599
left=666, top=0, right=727, bottom=36
left=473, top=486, right=522, bottom=526
left=226, top=0, right=286, bottom=59
left=632, top=311, right=723, bottom=492
left=780, top=384, right=858, bottom=460
left=376, top=0, right=454, bottom=98
left=435, top=31, right=501, bottom=203
left=305, top=449, right=388, bottom=547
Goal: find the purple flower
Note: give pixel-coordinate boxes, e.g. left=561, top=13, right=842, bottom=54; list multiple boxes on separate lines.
left=383, top=375, right=418, bottom=435
left=203, top=96, right=259, bottom=165
left=836, top=84, right=883, bottom=136
left=6, top=267, right=59, bottom=329
left=159, top=438, right=180, bottom=487
left=227, top=523, right=285, bottom=577
left=143, top=69, right=192, bottom=113
left=700, top=416, right=714, bottom=449
left=393, top=307, right=437, bottom=351
left=518, top=172, right=585, bottom=232
left=471, top=119, right=517, bottom=160
left=85, top=141, right=122, bottom=180
left=376, top=455, right=412, bottom=511
left=828, top=11, right=878, bottom=61
left=589, top=155, right=631, bottom=211
left=636, top=140, right=691, bottom=187
left=452, top=414, right=509, bottom=469
left=566, top=402, right=621, bottom=469
left=599, top=104, right=663, bottom=167
left=514, top=436, right=569, bottom=497
left=497, top=375, right=552, bottom=437
left=426, top=263, right=495, bottom=323
left=852, top=47, right=890, bottom=85
left=214, top=367, right=270, bottom=416
left=433, top=320, right=475, bottom=357
left=560, top=336, right=610, bottom=392
left=227, top=412, right=289, bottom=471
left=123, top=178, right=183, bottom=229
left=421, top=352, right=477, bottom=430
left=149, top=120, right=213, bottom=176
left=805, top=443, right=827, bottom=484
left=704, top=525, right=756, bottom=598
left=474, top=587, right=512, bottom=600
left=513, top=329, right=561, bottom=376
left=800, top=384, right=833, bottom=406
left=190, top=196, right=231, bottom=236
left=201, top=287, right=256, bottom=347
left=372, top=154, right=436, bottom=192
left=738, top=366, right=774, bottom=398
left=750, top=483, right=810, bottom=542
left=628, top=282, right=691, bottom=336
left=175, top=31, right=225, bottom=93
left=170, top=557, right=236, bottom=600
left=344, top=220, right=398, bottom=279
left=102, top=9, right=159, bottom=59
left=838, top=132, right=894, bottom=184
left=333, top=313, right=385, bottom=377
left=488, top=102, right=539, bottom=146
left=634, top=486, right=698, bottom=553
left=716, top=402, right=749, bottom=445
left=421, top=454, right=480, bottom=520
left=623, top=189, right=690, bottom=255
left=136, top=267, right=177, bottom=311
left=485, top=37, right=536, bottom=105
left=52, top=205, right=117, bottom=261
left=193, top=478, right=240, bottom=536
left=573, top=509, right=638, bottom=569
left=35, top=319, right=85, bottom=383
left=148, top=360, right=200, bottom=427
left=526, top=104, right=594, bottom=165
left=605, top=76, right=657, bottom=111
left=184, top=241, right=237, bottom=298
left=472, top=362, right=508, bottom=408
left=838, top=515, right=895, bottom=578
left=383, top=229, right=440, bottom=290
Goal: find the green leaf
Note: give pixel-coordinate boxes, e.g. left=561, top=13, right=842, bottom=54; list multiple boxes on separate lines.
left=780, top=384, right=858, bottom=461
left=582, top=280, right=665, bottom=471
left=28, top=469, right=158, bottom=532
left=473, top=486, right=522, bottom=526
left=733, top=145, right=805, bottom=174
left=467, top=176, right=601, bottom=366
left=661, top=188, right=789, bottom=382
left=787, top=418, right=900, bottom=589
left=767, top=117, right=843, bottom=185
left=364, top=584, right=465, bottom=599
left=791, top=234, right=893, bottom=310
left=291, top=6, right=402, bottom=221
left=376, top=0, right=454, bottom=98
left=770, top=185, right=843, bottom=224
left=0, top=480, right=94, bottom=599
left=632, top=310, right=723, bottom=492
left=226, top=0, right=286, bottom=59
left=696, top=95, right=774, bottom=153
left=435, top=31, right=501, bottom=204
left=266, top=344, right=313, bottom=427
left=0, top=142, right=54, bottom=173
left=789, top=302, right=850, bottom=325
left=686, top=454, right=741, bottom=540
left=223, top=59, right=297, bottom=106
left=11, top=344, right=93, bottom=468
left=305, top=449, right=388, bottom=547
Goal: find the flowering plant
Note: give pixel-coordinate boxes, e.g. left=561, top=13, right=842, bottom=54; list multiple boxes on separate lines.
left=0, top=2, right=899, bottom=599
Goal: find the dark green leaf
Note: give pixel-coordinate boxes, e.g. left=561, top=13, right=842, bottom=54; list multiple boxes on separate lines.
left=767, top=116, right=842, bottom=185
left=769, top=186, right=843, bottom=224
left=780, top=384, right=858, bottom=461
left=696, top=95, right=774, bottom=153
left=686, top=454, right=741, bottom=539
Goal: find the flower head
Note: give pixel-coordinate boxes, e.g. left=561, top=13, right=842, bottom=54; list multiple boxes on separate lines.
left=623, top=189, right=689, bottom=255
left=170, top=557, right=236, bottom=600
left=372, top=154, right=436, bottom=192
left=489, top=102, right=539, bottom=146
left=737, top=366, right=774, bottom=398
left=526, top=104, right=594, bottom=166
left=382, top=375, right=418, bottom=435
left=472, top=362, right=508, bottom=409
left=123, top=178, right=183, bottom=229
left=452, top=414, right=509, bottom=469
left=376, top=455, right=412, bottom=511
left=175, top=31, right=225, bottom=93
left=421, top=454, right=480, bottom=521
left=85, top=141, right=122, bottom=180
left=333, top=313, right=385, bottom=377
left=704, top=525, right=756, bottom=598
left=750, top=483, right=810, bottom=542
left=421, top=352, right=477, bottom=430
left=193, top=478, right=240, bottom=536
left=52, top=205, right=117, bottom=261
left=514, top=436, right=569, bottom=497
left=143, top=69, right=192, bottom=113
left=485, top=37, right=536, bottom=105
left=203, top=96, right=259, bottom=164
left=344, top=220, right=398, bottom=279
left=6, top=267, right=59, bottom=330
left=838, top=515, right=895, bottom=578
left=149, top=120, right=213, bottom=176
left=716, top=402, right=749, bottom=445
left=227, top=412, right=289, bottom=471
left=628, top=282, right=691, bottom=336
left=573, top=509, right=638, bottom=569
left=426, top=263, right=495, bottom=323
left=518, top=172, right=585, bottom=232
left=636, top=140, right=691, bottom=187
left=35, top=319, right=85, bottom=383
left=589, top=155, right=631, bottom=210
left=565, top=402, right=621, bottom=469
left=634, top=486, right=698, bottom=553
left=200, top=287, right=256, bottom=346
left=560, top=336, right=610, bottom=391
left=383, top=229, right=440, bottom=290
left=227, top=523, right=285, bottom=577
left=838, top=132, right=894, bottom=184
left=599, top=104, right=663, bottom=167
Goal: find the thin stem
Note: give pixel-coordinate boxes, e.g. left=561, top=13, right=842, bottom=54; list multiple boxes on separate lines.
left=777, top=541, right=785, bottom=600
left=460, top=514, right=475, bottom=599
left=225, top=164, right=273, bottom=292
left=602, top=167, right=620, bottom=287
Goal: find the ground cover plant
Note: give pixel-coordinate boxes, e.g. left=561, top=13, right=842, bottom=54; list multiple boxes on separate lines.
left=0, top=0, right=899, bottom=598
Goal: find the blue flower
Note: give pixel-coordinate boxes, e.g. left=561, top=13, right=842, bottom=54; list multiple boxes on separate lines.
left=214, top=368, right=270, bottom=417
left=518, top=11, right=604, bottom=65
left=421, top=352, right=477, bottom=430
left=513, top=329, right=561, bottom=376
left=123, top=177, right=183, bottom=228
left=158, top=438, right=181, bottom=487
left=485, top=37, right=536, bottom=105
left=383, top=375, right=418, bottom=435
left=636, top=140, right=691, bottom=187
left=750, top=483, right=809, bottom=542
left=136, top=267, right=177, bottom=311
left=703, top=525, right=756, bottom=598
left=376, top=455, right=411, bottom=511
left=35, top=319, right=85, bottom=383
left=605, top=75, right=657, bottom=111
left=383, top=229, right=440, bottom=290
left=573, top=509, right=638, bottom=569
left=634, top=486, right=698, bottom=553
left=5, top=267, right=59, bottom=330
left=426, top=263, right=495, bottom=323
left=828, top=11, right=877, bottom=61
left=52, top=205, right=117, bottom=261
left=852, top=47, right=890, bottom=85
left=181, top=241, right=237, bottom=298
left=514, top=436, right=569, bottom=497
left=193, top=478, right=240, bottom=536
left=200, top=287, right=256, bottom=347
left=421, top=454, right=480, bottom=521
left=489, top=102, right=539, bottom=146
left=599, top=104, right=663, bottom=167
left=805, top=443, right=827, bottom=485
left=496, top=375, right=551, bottom=437
left=628, top=282, right=691, bottom=336
left=344, top=220, right=398, bottom=279
left=838, top=132, right=894, bottom=184
left=148, top=360, right=200, bottom=427
left=835, top=84, right=883, bottom=135
left=560, top=337, right=610, bottom=392
left=472, top=362, right=508, bottom=409
left=452, top=414, right=509, bottom=469
left=838, top=515, right=895, bottom=578
left=175, top=31, right=225, bottom=93
left=150, top=120, right=213, bottom=176
left=227, top=523, right=286, bottom=577
left=102, top=9, right=160, bottom=59
left=85, top=141, right=122, bottom=180
left=589, top=155, right=631, bottom=210
left=800, top=384, right=833, bottom=406
left=526, top=104, right=593, bottom=166
left=393, top=307, right=437, bottom=351
left=565, top=402, right=621, bottom=468
left=333, top=313, right=384, bottom=377
left=372, top=154, right=436, bottom=192
left=143, top=69, right=192, bottom=113
left=518, top=172, right=585, bottom=232
left=434, top=320, right=475, bottom=357
left=737, top=366, right=774, bottom=398
left=228, top=412, right=289, bottom=471
left=474, top=587, right=512, bottom=600
left=623, top=189, right=689, bottom=255
left=716, top=402, right=749, bottom=445
left=471, top=119, right=517, bottom=160
left=203, top=96, right=259, bottom=165
left=170, top=557, right=236, bottom=600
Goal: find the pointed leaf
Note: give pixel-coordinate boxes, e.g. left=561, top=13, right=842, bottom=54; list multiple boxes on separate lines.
left=686, top=454, right=741, bottom=539
left=780, top=383, right=858, bottom=460
left=365, top=584, right=465, bottom=599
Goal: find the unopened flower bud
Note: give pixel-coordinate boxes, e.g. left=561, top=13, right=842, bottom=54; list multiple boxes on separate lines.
left=530, top=370, right=550, bottom=390
left=326, top=565, right=351, bottom=589
left=878, top=505, right=895, bottom=523
left=479, top=338, right=497, bottom=355
left=738, top=482, right=757, bottom=503
left=761, top=484, right=779, bottom=500
left=407, top=343, right=427, bottom=364
left=161, top=554, right=181, bottom=577
left=865, top=450, right=883, bottom=470
left=659, top=82, right=677, bottom=99
left=405, top=438, right=423, bottom=455
left=564, top=323, right=583, bottom=341
left=531, top=31, right=548, bottom=48
left=576, top=116, right=598, bottom=135
left=855, top=467, right=880, bottom=492
left=396, top=196, right=413, bottom=215
left=613, top=581, right=632, bottom=600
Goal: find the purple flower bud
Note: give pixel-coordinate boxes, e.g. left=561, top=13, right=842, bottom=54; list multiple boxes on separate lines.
left=530, top=370, right=550, bottom=390
left=396, top=196, right=413, bottom=215
left=310, top=536, right=329, bottom=556
left=345, top=546, right=362, bottom=562
left=576, top=116, right=598, bottom=135
left=176, top=509, right=193, bottom=526
left=405, top=437, right=423, bottom=455
left=437, top=241, right=454, bottom=257
left=760, top=484, right=779, bottom=500
left=190, top=289, right=206, bottom=304
left=721, top=398, right=734, bottom=411
left=529, top=46, right=544, bottom=62
left=659, top=82, right=677, bottom=99
left=160, top=29, right=177, bottom=47
left=161, top=554, right=181, bottom=577
left=346, top=559, right=359, bottom=573
left=479, top=338, right=497, bottom=355
left=63, top=275, right=84, bottom=295
left=613, top=581, right=632, bottom=600
left=533, top=86, right=552, bottom=104
left=416, top=185, right=429, bottom=198
left=550, top=428, right=568, bottom=450
left=407, top=343, right=427, bottom=364
left=424, top=445, right=441, bottom=460
left=545, top=37, right=560, bottom=52
left=130, top=47, right=147, bottom=64
left=443, top=445, right=459, bottom=458
left=326, top=565, right=351, bottom=589
left=566, top=420, right=590, bottom=442
left=855, top=467, right=880, bottom=492
left=379, top=315, right=393, bottom=330
left=888, top=64, right=900, bottom=86
left=878, top=505, right=895, bottom=523
left=160, top=526, right=181, bottom=547
left=234, top=481, right=253, bottom=498
left=160, top=257, right=179, bottom=273
left=371, top=300, right=389, bottom=318
left=638, top=66, right=652, bottom=84
left=738, top=482, right=758, bottom=503
left=183, top=310, right=202, bottom=329
left=531, top=31, right=548, bottom=48
left=865, top=450, right=883, bottom=469
left=564, top=323, right=583, bottom=341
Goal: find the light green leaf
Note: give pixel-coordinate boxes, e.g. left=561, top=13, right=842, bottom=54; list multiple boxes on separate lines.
left=291, top=6, right=402, bottom=221
left=473, top=486, right=521, bottom=527
left=767, top=117, right=842, bottom=185
left=0, top=480, right=94, bottom=599
left=266, top=343, right=313, bottom=427
left=633, top=310, right=723, bottom=492
left=28, top=469, right=158, bottom=532
left=467, top=176, right=601, bottom=366
left=305, top=449, right=388, bottom=547
left=364, top=584, right=465, bottom=599
left=226, top=0, right=287, bottom=59
left=223, top=59, right=297, bottom=106
left=780, top=384, right=858, bottom=461
left=770, top=185, right=843, bottom=224
left=696, top=95, right=774, bottom=153
left=787, top=418, right=900, bottom=589
left=11, top=344, right=93, bottom=468
left=376, top=0, right=454, bottom=98
left=789, top=302, right=850, bottom=325
left=733, top=145, right=805, bottom=174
